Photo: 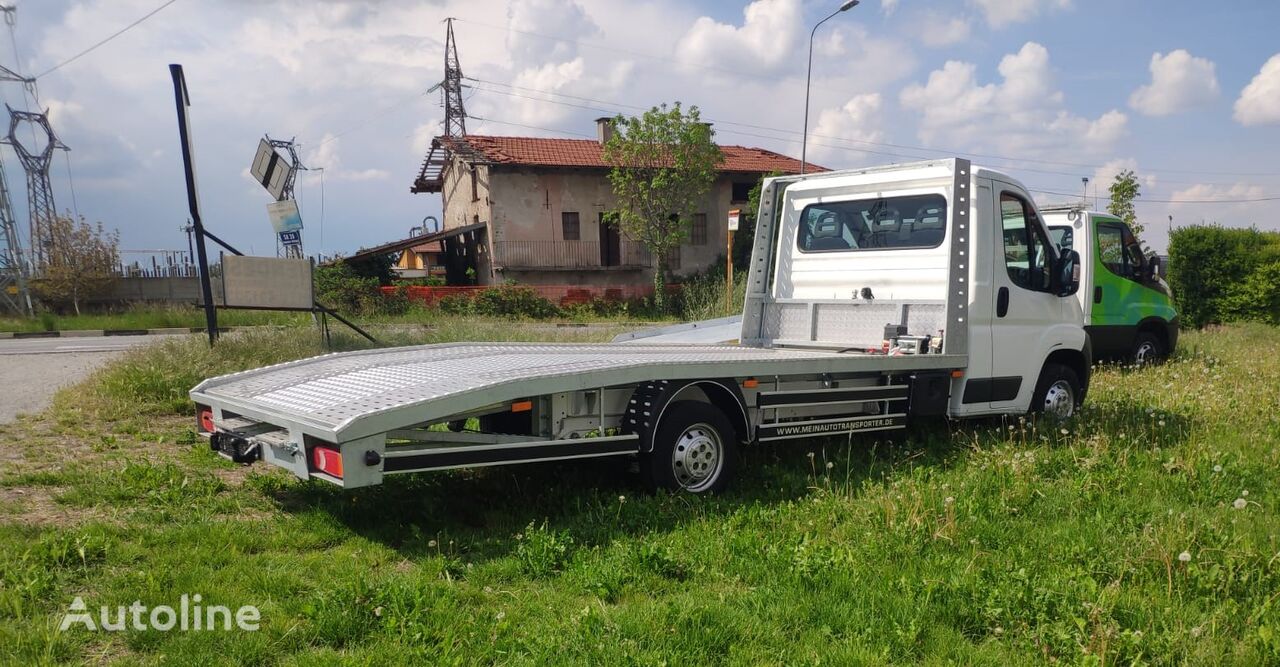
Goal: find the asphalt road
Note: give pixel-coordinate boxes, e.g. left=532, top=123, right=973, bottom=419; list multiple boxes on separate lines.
left=0, top=334, right=184, bottom=423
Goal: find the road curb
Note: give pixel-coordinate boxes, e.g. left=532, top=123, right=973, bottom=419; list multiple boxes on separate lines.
left=61, top=330, right=105, bottom=338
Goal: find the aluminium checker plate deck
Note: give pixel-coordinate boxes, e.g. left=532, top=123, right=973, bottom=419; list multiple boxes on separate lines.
left=191, top=342, right=964, bottom=443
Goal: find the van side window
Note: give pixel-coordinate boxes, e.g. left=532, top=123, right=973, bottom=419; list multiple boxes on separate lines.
left=796, top=194, right=947, bottom=252
left=999, top=192, right=1052, bottom=292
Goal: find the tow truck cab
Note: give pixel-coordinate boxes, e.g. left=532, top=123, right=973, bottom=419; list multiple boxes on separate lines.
left=1043, top=208, right=1178, bottom=363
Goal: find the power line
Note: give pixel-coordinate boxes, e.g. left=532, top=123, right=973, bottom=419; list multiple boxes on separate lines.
left=1026, top=187, right=1280, bottom=205
left=34, top=0, right=181, bottom=79
left=470, top=76, right=1280, bottom=182
left=466, top=113, right=593, bottom=138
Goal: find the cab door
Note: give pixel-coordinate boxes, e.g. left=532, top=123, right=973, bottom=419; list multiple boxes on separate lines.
left=983, top=186, right=1064, bottom=411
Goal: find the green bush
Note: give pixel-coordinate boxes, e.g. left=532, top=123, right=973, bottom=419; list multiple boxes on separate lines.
left=472, top=287, right=560, bottom=319
left=437, top=293, right=474, bottom=315
left=1168, top=225, right=1280, bottom=327
left=314, top=263, right=381, bottom=315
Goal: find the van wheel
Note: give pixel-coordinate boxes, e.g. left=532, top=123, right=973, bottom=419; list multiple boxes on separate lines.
left=639, top=401, right=738, bottom=494
left=1132, top=332, right=1165, bottom=366
left=1031, top=363, right=1080, bottom=419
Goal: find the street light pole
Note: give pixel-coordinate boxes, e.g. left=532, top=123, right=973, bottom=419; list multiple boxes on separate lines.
left=801, top=0, right=859, bottom=174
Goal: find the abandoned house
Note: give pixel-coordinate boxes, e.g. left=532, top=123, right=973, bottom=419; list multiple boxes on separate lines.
left=409, top=118, right=818, bottom=287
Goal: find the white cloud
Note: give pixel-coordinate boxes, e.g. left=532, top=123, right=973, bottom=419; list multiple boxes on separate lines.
left=507, top=58, right=587, bottom=126
left=302, top=134, right=388, bottom=182
left=675, top=0, right=801, bottom=74
left=810, top=93, right=884, bottom=161
left=881, top=0, right=901, bottom=16
left=1234, top=53, right=1280, bottom=126
left=969, top=0, right=1070, bottom=28
left=1090, top=158, right=1157, bottom=193
left=1128, top=50, right=1219, bottom=116
left=899, top=42, right=1126, bottom=157
left=506, top=0, right=599, bottom=66
left=918, top=13, right=971, bottom=48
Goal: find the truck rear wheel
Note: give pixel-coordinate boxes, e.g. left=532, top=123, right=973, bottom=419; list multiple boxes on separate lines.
left=1132, top=332, right=1165, bottom=366
left=639, top=401, right=738, bottom=494
left=1031, top=363, right=1080, bottom=419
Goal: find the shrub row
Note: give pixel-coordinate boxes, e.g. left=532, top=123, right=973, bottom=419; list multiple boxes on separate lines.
left=1168, top=225, right=1280, bottom=327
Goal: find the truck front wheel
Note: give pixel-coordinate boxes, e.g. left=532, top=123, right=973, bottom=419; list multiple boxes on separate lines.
left=1132, top=332, right=1166, bottom=366
left=1031, top=363, right=1081, bottom=419
left=640, top=401, right=738, bottom=494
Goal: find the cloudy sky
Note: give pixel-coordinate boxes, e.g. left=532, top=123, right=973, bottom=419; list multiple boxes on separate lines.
left=5, top=0, right=1279, bottom=260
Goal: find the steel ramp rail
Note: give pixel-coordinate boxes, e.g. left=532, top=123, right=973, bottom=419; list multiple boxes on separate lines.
left=191, top=342, right=964, bottom=442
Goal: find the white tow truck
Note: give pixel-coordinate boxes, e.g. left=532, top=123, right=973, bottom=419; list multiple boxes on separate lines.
left=192, top=158, right=1091, bottom=494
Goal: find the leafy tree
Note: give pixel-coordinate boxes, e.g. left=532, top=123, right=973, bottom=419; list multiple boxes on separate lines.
left=1108, top=169, right=1143, bottom=237
left=732, top=171, right=783, bottom=268
left=30, top=216, right=119, bottom=315
left=603, top=102, right=723, bottom=312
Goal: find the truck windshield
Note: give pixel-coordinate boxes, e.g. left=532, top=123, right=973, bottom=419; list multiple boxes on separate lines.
left=797, top=194, right=947, bottom=252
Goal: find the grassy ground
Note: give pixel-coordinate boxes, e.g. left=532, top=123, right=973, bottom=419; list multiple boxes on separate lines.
left=2, top=323, right=1279, bottom=664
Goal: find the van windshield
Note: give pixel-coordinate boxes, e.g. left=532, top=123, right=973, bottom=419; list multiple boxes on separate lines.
left=797, top=194, right=947, bottom=252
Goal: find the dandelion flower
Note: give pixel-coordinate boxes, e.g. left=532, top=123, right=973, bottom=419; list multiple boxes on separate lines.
left=1233, top=498, right=1247, bottom=510
left=1158, top=420, right=1166, bottom=427
left=945, top=496, right=955, bottom=505
left=1178, top=551, right=1192, bottom=563
left=496, top=611, right=506, bottom=621
left=618, top=495, right=626, bottom=503
left=1213, top=464, right=1223, bottom=473
left=1060, top=428, right=1069, bottom=435
left=428, top=539, right=437, bottom=548
left=826, top=461, right=834, bottom=469
left=1243, top=490, right=1249, bottom=497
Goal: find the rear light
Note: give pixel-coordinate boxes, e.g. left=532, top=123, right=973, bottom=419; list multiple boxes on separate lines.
left=511, top=400, right=533, bottom=413
left=311, top=445, right=344, bottom=478
left=197, top=405, right=214, bottom=433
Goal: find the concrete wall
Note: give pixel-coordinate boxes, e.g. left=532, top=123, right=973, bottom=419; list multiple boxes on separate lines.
left=440, top=156, right=497, bottom=284
left=89, top=277, right=220, bottom=304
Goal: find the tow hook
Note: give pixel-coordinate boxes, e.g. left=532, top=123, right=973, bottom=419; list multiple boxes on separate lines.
left=210, top=432, right=262, bottom=464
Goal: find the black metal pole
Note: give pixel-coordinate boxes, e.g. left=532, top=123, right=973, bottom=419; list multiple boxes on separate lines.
left=170, top=64, right=218, bottom=345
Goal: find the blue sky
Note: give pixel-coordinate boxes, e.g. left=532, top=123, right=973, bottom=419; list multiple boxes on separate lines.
left=5, top=0, right=1279, bottom=261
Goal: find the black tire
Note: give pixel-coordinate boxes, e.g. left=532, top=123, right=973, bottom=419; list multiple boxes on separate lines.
left=639, top=401, right=738, bottom=494
left=1132, top=332, right=1165, bottom=366
left=1030, top=363, right=1081, bottom=419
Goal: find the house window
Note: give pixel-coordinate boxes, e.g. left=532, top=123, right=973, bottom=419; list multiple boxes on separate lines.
left=561, top=212, right=580, bottom=241
left=470, top=168, right=478, bottom=202
left=731, top=182, right=753, bottom=203
left=691, top=213, right=708, bottom=245
left=666, top=245, right=681, bottom=271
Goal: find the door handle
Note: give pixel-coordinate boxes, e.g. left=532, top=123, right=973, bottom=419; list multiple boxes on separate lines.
left=996, top=287, right=1009, bottom=318
left=1094, top=286, right=1103, bottom=304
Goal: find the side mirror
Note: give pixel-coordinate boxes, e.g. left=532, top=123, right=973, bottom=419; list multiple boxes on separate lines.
left=1055, top=249, right=1081, bottom=297
left=1148, top=255, right=1163, bottom=280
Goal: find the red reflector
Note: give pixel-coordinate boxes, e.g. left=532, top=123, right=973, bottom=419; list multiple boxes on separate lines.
left=312, top=446, right=344, bottom=478
left=198, top=407, right=214, bottom=433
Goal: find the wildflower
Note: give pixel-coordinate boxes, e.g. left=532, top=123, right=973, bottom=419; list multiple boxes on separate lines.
left=1243, top=490, right=1249, bottom=497
left=428, top=539, right=437, bottom=548
left=618, top=495, right=626, bottom=503
left=496, top=611, right=506, bottom=621
left=825, top=461, right=834, bottom=470
left=945, top=496, right=955, bottom=505
left=1158, top=420, right=1166, bottom=427
left=1213, top=464, right=1223, bottom=473
left=1178, top=551, right=1192, bottom=563
left=807, top=452, right=815, bottom=459
left=1233, top=498, right=1247, bottom=510
left=374, top=606, right=383, bottom=617
left=1060, top=428, right=1069, bottom=435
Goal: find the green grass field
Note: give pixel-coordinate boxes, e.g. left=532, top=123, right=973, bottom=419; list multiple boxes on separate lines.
left=2, top=323, right=1279, bottom=665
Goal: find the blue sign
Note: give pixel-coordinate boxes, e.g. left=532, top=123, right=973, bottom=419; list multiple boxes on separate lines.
left=278, top=230, right=301, bottom=246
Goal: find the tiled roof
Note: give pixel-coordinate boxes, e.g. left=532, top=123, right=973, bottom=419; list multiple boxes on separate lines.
left=437, top=135, right=824, bottom=174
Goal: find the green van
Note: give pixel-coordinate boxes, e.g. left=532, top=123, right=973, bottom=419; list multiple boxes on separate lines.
left=1043, top=207, right=1178, bottom=364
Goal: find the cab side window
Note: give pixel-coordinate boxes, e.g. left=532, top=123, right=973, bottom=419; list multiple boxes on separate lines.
left=1098, top=222, right=1146, bottom=280
left=999, top=192, right=1052, bottom=291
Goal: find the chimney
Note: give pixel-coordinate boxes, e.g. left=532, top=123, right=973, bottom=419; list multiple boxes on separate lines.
left=595, top=117, right=614, bottom=144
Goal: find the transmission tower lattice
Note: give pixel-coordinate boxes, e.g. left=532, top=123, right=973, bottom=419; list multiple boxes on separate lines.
left=4, top=107, right=66, bottom=270
left=411, top=17, right=467, bottom=194
left=0, top=62, right=33, bottom=313
left=267, top=135, right=306, bottom=259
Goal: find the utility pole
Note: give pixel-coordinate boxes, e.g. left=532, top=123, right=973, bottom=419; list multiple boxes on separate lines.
left=265, top=135, right=306, bottom=258
left=0, top=50, right=35, bottom=312
left=3, top=107, right=67, bottom=270
left=411, top=18, right=468, bottom=194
